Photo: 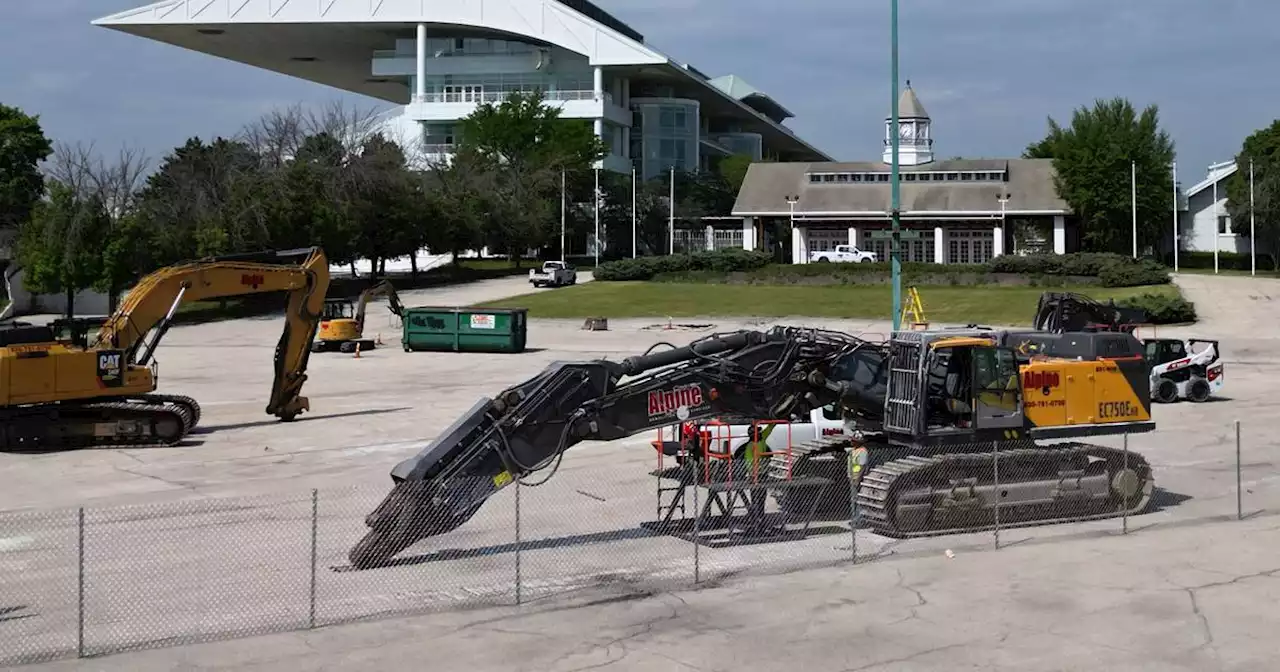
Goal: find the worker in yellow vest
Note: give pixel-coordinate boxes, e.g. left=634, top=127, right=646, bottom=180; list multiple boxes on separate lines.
left=743, top=422, right=777, bottom=534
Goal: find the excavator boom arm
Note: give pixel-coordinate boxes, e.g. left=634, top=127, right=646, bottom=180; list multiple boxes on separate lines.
left=351, top=328, right=878, bottom=566
left=93, top=247, right=330, bottom=419
left=353, top=280, right=404, bottom=334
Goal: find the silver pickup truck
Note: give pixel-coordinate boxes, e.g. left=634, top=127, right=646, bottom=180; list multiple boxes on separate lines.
left=528, top=260, right=577, bottom=288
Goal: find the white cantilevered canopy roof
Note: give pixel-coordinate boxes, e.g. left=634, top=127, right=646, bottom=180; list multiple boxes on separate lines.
left=93, top=0, right=834, bottom=161
left=92, top=0, right=670, bottom=103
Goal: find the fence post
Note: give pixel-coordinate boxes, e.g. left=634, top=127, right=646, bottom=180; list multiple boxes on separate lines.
left=1122, top=434, right=1129, bottom=535
left=692, top=465, right=700, bottom=585
left=77, top=507, right=85, bottom=659
left=1236, top=420, right=1243, bottom=521
left=849, top=458, right=858, bottom=564
left=515, top=483, right=522, bottom=605
left=309, top=489, right=318, bottom=629
left=992, top=441, right=1000, bottom=550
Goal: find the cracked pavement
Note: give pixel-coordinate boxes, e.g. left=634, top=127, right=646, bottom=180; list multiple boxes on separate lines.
left=5, top=273, right=1280, bottom=671
left=19, top=512, right=1280, bottom=672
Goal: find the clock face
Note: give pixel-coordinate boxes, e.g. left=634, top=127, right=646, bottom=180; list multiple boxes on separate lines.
left=899, top=124, right=915, bottom=139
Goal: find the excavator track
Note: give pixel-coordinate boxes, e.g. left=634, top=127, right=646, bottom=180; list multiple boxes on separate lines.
left=854, top=442, right=1154, bottom=538
left=0, top=397, right=196, bottom=451
left=138, top=393, right=202, bottom=429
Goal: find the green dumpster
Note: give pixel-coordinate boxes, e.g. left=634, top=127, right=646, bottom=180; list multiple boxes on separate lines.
left=401, top=307, right=528, bottom=353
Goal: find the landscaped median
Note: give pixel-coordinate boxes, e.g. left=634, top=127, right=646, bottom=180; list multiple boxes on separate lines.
left=476, top=250, right=1198, bottom=326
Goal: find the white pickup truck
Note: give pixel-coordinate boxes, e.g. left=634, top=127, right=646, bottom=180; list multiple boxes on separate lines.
left=809, top=245, right=877, bottom=264
left=651, top=404, right=855, bottom=461
left=528, top=260, right=577, bottom=288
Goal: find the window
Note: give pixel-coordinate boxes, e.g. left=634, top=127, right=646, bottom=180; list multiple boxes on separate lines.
left=960, top=173, right=973, bottom=180
left=945, top=172, right=958, bottom=181
left=1219, top=215, right=1230, bottom=234
left=905, top=173, right=917, bottom=181
left=823, top=174, right=836, bottom=182
left=918, top=173, right=932, bottom=182
left=659, top=106, right=688, bottom=130
left=809, top=174, right=822, bottom=183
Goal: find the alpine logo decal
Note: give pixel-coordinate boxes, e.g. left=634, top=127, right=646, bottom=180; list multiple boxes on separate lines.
left=1022, top=370, right=1060, bottom=395
left=648, top=384, right=705, bottom=418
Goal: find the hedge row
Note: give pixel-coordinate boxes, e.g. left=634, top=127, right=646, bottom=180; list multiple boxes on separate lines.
left=592, top=249, right=773, bottom=281
left=596, top=251, right=1172, bottom=288
left=172, top=262, right=528, bottom=325
left=1115, top=292, right=1198, bottom=325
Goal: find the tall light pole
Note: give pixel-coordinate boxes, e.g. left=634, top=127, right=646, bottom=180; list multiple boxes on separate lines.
left=1213, top=177, right=1220, bottom=274
left=668, top=166, right=675, bottom=254
left=1172, top=161, right=1179, bottom=272
left=998, top=192, right=1010, bottom=256
left=593, top=166, right=600, bottom=266
left=560, top=168, right=566, bottom=262
left=1250, top=159, right=1257, bottom=276
left=631, top=166, right=638, bottom=258
left=1131, top=160, right=1138, bottom=258
left=786, top=194, right=800, bottom=263
left=889, top=0, right=902, bottom=332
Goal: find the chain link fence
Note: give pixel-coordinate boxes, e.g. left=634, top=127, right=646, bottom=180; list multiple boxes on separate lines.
left=0, top=419, right=1268, bottom=665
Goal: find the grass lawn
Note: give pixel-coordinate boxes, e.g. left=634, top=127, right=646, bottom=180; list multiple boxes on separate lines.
left=477, top=282, right=1184, bottom=325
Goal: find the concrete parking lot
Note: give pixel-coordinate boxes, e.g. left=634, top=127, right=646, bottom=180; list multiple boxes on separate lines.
left=3, top=270, right=1279, bottom=670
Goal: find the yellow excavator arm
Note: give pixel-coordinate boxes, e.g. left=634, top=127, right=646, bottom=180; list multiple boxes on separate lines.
left=93, top=247, right=330, bottom=420
left=354, top=280, right=405, bottom=335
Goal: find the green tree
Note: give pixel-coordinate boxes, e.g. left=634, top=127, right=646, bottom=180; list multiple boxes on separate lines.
left=15, top=181, right=109, bottom=317
left=0, top=104, right=54, bottom=236
left=134, top=137, right=262, bottom=263
left=717, top=153, right=757, bottom=194
left=1224, top=120, right=1280, bottom=270
left=456, top=91, right=607, bottom=257
left=420, top=148, right=492, bottom=264
left=1025, top=97, right=1176, bottom=255
left=343, top=133, right=417, bottom=277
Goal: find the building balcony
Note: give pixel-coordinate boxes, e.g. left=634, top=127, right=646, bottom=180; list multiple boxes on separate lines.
left=406, top=90, right=630, bottom=125
left=417, top=144, right=633, bottom=175
left=372, top=50, right=546, bottom=78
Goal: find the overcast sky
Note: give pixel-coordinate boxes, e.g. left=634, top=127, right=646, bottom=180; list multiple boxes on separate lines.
left=2, top=0, right=1274, bottom=187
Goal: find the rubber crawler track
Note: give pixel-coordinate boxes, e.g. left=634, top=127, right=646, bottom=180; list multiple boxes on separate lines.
left=0, top=396, right=198, bottom=451
left=770, top=439, right=1154, bottom=538
left=855, top=442, right=1154, bottom=538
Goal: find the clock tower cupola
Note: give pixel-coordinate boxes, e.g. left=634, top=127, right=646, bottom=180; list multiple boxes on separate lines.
left=883, top=80, right=934, bottom=166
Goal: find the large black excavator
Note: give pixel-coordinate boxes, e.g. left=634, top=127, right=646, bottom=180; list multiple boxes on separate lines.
left=1033, top=291, right=1148, bottom=334
left=350, top=324, right=1157, bottom=568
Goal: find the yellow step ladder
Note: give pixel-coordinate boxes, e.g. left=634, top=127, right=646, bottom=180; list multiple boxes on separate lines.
left=901, top=287, right=929, bottom=330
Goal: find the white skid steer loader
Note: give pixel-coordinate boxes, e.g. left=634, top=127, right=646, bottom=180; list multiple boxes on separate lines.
left=1144, top=338, right=1224, bottom=403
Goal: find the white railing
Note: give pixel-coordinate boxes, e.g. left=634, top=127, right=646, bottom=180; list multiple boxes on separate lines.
left=410, top=90, right=609, bottom=105
left=420, top=143, right=456, bottom=155
left=883, top=137, right=934, bottom=148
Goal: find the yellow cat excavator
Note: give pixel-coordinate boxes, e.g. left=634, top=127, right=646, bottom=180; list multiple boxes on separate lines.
left=0, top=247, right=329, bottom=451
left=312, top=279, right=404, bottom=353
